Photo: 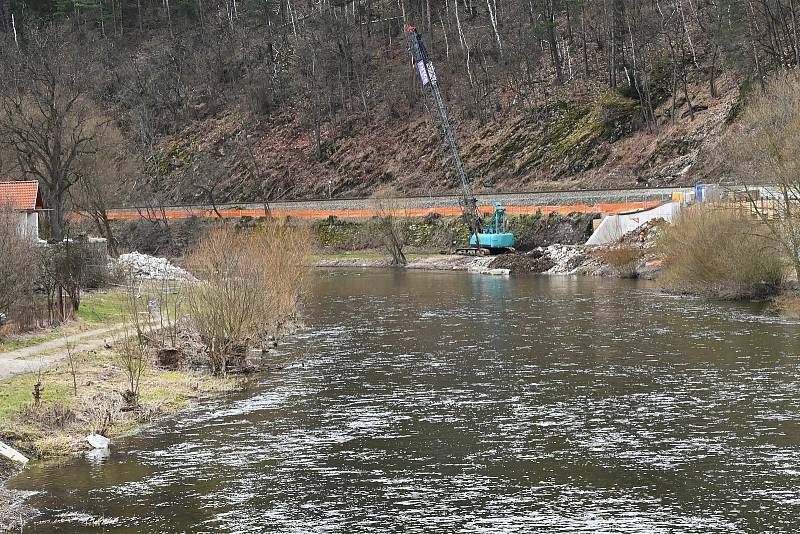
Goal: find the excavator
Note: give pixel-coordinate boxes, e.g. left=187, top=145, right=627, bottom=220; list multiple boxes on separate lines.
left=407, top=24, right=515, bottom=256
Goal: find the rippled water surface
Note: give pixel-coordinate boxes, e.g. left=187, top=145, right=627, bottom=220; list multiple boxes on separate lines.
left=10, top=270, right=800, bottom=532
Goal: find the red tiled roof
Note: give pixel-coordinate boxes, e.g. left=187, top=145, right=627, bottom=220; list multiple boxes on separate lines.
left=0, top=181, right=43, bottom=211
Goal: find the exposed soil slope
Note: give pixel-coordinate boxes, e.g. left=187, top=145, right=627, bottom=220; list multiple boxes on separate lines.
left=153, top=74, right=738, bottom=204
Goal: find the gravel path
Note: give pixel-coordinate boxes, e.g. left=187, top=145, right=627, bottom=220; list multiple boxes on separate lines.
left=0, top=324, right=126, bottom=381
left=110, top=187, right=696, bottom=215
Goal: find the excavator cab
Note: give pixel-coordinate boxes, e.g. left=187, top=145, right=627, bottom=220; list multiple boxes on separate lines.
left=469, top=202, right=515, bottom=252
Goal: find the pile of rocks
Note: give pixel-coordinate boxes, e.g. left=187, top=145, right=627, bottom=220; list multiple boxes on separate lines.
left=489, top=249, right=555, bottom=274
left=114, top=252, right=195, bottom=281
left=541, top=245, right=588, bottom=274
left=618, top=218, right=668, bottom=249
left=488, top=246, right=589, bottom=275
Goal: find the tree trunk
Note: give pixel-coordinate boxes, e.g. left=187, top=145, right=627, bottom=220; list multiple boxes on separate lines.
left=548, top=0, right=562, bottom=84
left=48, top=190, right=66, bottom=242
left=581, top=4, right=589, bottom=77
left=0, top=0, right=10, bottom=32
left=101, top=213, right=118, bottom=257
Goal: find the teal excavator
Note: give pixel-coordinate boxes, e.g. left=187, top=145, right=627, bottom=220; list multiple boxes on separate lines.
left=407, top=24, right=515, bottom=255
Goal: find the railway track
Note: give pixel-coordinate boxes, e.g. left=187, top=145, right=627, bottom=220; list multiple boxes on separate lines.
left=103, top=187, right=695, bottom=221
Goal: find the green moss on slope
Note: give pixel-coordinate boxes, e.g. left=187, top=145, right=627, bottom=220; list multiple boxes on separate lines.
left=466, top=93, right=640, bottom=180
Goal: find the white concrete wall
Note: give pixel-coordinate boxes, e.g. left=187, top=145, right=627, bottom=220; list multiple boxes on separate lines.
left=14, top=212, right=39, bottom=241
left=586, top=202, right=681, bottom=246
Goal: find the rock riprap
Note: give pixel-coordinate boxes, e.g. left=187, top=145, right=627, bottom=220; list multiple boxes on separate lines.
left=114, top=252, right=195, bottom=281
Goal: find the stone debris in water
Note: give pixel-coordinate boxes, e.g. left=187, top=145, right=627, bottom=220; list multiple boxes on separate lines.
left=114, top=252, right=195, bottom=281
left=466, top=256, right=510, bottom=276
left=85, top=434, right=110, bottom=449
left=0, top=441, right=29, bottom=465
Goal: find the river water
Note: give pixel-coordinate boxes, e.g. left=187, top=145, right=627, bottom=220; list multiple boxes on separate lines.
left=9, top=270, right=800, bottom=533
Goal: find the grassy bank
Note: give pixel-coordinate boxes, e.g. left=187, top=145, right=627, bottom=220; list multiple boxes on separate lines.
left=0, top=332, right=238, bottom=534
left=0, top=290, right=128, bottom=353
left=0, top=335, right=237, bottom=460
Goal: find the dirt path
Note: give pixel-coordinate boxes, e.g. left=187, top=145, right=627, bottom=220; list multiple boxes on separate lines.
left=0, top=324, right=126, bottom=381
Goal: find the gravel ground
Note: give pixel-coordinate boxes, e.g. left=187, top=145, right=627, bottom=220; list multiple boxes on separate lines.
left=112, top=187, right=694, bottom=214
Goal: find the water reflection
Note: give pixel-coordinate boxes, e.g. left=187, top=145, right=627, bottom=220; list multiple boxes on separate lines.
left=10, top=270, right=800, bottom=533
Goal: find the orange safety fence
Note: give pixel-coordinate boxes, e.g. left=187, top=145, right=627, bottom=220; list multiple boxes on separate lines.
left=72, top=200, right=663, bottom=222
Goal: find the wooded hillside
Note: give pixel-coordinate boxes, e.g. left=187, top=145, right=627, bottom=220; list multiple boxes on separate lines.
left=0, top=0, right=792, bottom=217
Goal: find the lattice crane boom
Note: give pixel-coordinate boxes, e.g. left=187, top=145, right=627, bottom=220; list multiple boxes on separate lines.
left=406, top=25, right=482, bottom=241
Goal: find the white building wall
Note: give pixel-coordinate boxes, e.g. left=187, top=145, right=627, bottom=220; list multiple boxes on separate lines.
left=14, top=212, right=39, bottom=241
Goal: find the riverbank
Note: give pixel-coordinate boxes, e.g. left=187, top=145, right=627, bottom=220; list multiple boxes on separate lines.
left=0, top=335, right=240, bottom=532
left=0, top=345, right=237, bottom=458
left=313, top=218, right=668, bottom=278
left=313, top=245, right=662, bottom=279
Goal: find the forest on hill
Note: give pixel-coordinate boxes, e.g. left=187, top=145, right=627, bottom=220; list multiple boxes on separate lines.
left=0, top=0, right=794, bottom=231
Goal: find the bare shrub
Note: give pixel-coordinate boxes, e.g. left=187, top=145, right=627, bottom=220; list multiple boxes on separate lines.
left=186, top=224, right=310, bottom=374
left=0, top=206, right=39, bottom=317
left=115, top=278, right=152, bottom=406
left=80, top=395, right=120, bottom=436
left=121, top=273, right=186, bottom=350
left=63, top=332, right=82, bottom=396
left=117, top=331, right=147, bottom=407
left=372, top=192, right=409, bottom=266
left=39, top=238, right=109, bottom=322
left=727, top=72, right=800, bottom=280
left=19, top=403, right=77, bottom=430
left=658, top=206, right=785, bottom=299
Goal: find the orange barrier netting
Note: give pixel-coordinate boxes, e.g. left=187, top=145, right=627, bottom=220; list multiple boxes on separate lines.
left=86, top=201, right=662, bottom=222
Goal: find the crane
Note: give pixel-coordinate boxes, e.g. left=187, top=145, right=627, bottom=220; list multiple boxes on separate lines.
left=406, top=24, right=515, bottom=255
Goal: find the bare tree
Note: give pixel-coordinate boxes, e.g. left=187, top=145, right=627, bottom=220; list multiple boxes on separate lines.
left=0, top=28, right=101, bottom=241
left=728, top=72, right=800, bottom=280
left=71, top=125, right=137, bottom=257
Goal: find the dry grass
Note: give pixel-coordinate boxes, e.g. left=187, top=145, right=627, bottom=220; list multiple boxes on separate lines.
left=769, top=291, right=800, bottom=318
left=658, top=206, right=785, bottom=299
left=0, top=346, right=236, bottom=459
left=595, top=245, right=644, bottom=278
left=186, top=223, right=310, bottom=374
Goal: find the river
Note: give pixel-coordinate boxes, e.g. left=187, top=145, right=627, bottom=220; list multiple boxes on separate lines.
left=9, top=270, right=800, bottom=532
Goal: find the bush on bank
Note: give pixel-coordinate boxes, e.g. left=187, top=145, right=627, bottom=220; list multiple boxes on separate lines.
left=186, top=224, right=311, bottom=374
left=658, top=206, right=785, bottom=299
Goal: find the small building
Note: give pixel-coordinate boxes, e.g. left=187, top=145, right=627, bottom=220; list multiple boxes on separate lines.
left=0, top=181, right=44, bottom=240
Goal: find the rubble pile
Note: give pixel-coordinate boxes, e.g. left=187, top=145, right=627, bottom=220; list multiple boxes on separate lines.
left=618, top=218, right=668, bottom=249
left=113, top=252, right=195, bottom=281
left=543, top=245, right=588, bottom=274
left=489, top=250, right=556, bottom=274
left=489, top=245, right=589, bottom=275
